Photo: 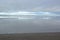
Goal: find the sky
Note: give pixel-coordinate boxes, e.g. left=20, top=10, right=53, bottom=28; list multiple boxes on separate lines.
left=0, top=0, right=60, bottom=34
left=0, top=0, right=60, bottom=12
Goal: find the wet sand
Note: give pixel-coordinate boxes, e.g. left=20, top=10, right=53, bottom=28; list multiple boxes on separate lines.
left=0, top=32, right=60, bottom=40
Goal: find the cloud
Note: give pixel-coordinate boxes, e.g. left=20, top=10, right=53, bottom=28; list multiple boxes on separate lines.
left=0, top=0, right=60, bottom=12
left=0, top=11, right=60, bottom=20
left=0, top=0, right=60, bottom=34
left=0, top=12, right=35, bottom=15
left=33, top=6, right=60, bottom=12
left=0, top=12, right=60, bottom=34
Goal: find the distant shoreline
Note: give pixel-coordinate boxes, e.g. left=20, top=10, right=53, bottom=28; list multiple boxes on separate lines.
left=0, top=32, right=60, bottom=35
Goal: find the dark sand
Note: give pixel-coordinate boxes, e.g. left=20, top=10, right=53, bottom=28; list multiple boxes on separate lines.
left=0, top=32, right=60, bottom=40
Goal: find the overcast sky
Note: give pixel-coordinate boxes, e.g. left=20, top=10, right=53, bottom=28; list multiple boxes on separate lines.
left=0, top=12, right=60, bottom=34
left=0, top=0, right=60, bottom=12
left=0, top=0, right=60, bottom=34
